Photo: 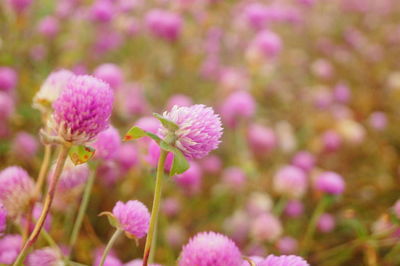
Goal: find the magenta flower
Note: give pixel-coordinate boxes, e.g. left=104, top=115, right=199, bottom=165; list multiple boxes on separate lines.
left=93, top=63, right=123, bottom=90
left=112, top=200, right=150, bottom=239
left=0, top=166, right=34, bottom=217
left=291, top=151, right=315, bottom=173
left=179, top=231, right=242, bottom=266
left=159, top=104, right=223, bottom=160
left=393, top=199, right=400, bottom=219
left=26, top=247, right=61, bottom=266
left=317, top=213, right=336, bottom=233
left=33, top=69, right=75, bottom=112
left=0, top=67, right=17, bottom=92
left=247, top=124, right=277, bottom=155
left=166, top=94, right=193, bottom=110
left=174, top=161, right=203, bottom=195
left=220, top=91, right=255, bottom=128
left=273, top=165, right=308, bottom=199
left=11, top=132, right=38, bottom=161
left=52, top=75, right=114, bottom=144
left=0, top=204, right=6, bottom=234
left=0, top=234, right=22, bottom=264
left=37, top=16, right=60, bottom=38
left=125, top=259, right=161, bottom=266
left=250, top=213, right=282, bottom=242
left=247, top=30, right=282, bottom=60
left=0, top=92, right=15, bottom=120
left=7, top=0, right=33, bottom=13
left=277, top=236, right=298, bottom=254
left=145, top=9, right=182, bottom=42
left=259, top=255, right=309, bottom=266
left=315, top=171, right=345, bottom=195
left=92, top=126, right=121, bottom=160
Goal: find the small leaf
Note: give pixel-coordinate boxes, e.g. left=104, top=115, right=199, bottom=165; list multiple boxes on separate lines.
left=169, top=148, right=190, bottom=176
left=123, top=126, right=162, bottom=143
left=124, top=231, right=139, bottom=245
left=99, top=211, right=120, bottom=228
left=153, top=113, right=179, bottom=131
left=159, top=140, right=175, bottom=153
left=69, top=145, right=95, bottom=165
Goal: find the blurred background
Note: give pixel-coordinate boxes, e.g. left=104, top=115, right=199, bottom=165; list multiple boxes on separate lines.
left=1, top=0, right=400, bottom=265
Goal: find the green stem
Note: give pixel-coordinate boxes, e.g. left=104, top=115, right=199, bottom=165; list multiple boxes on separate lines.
left=273, top=197, right=287, bottom=216
left=99, top=229, right=123, bottom=266
left=142, top=150, right=168, bottom=266
left=301, top=195, right=330, bottom=255
left=68, top=165, right=97, bottom=258
left=14, top=145, right=70, bottom=266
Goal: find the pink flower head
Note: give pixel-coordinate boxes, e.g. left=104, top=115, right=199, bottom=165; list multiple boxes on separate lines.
left=90, top=0, right=115, bottom=23
left=37, top=16, right=60, bottom=38
left=146, top=141, right=174, bottom=171
left=393, top=200, right=400, bottom=219
left=7, top=0, right=33, bottom=13
left=221, top=91, right=255, bottom=128
left=248, top=30, right=282, bottom=59
left=112, top=200, right=150, bottom=239
left=92, top=126, right=121, bottom=160
left=145, top=9, right=183, bottom=42
left=97, top=161, right=122, bottom=187
left=161, top=197, right=181, bottom=217
left=0, top=204, right=6, bottom=234
left=167, top=94, right=193, bottom=110
left=200, top=155, right=222, bottom=175
left=93, top=249, right=122, bottom=266
left=243, top=3, right=270, bottom=30
left=0, top=67, right=17, bottom=92
left=165, top=224, right=186, bottom=248
left=115, top=144, right=138, bottom=172
left=52, top=75, right=114, bottom=144
left=0, top=234, right=22, bottom=264
left=277, top=236, right=298, bottom=254
left=333, top=83, right=351, bottom=103
left=159, top=104, right=223, bottom=160
left=317, top=213, right=336, bottom=233
left=321, top=130, right=342, bottom=152
left=93, top=63, right=123, bottom=90
left=0, top=92, right=15, bottom=120
left=315, top=171, right=345, bottom=195
left=284, top=200, right=304, bottom=218
left=273, top=165, right=308, bottom=199
left=179, top=231, right=242, bottom=266
left=259, top=255, right=309, bottom=266
left=119, top=83, right=148, bottom=116
left=251, top=213, right=282, bottom=242
left=222, top=167, right=247, bottom=191
left=174, top=161, right=203, bottom=195
left=11, top=132, right=38, bottom=160
left=247, top=124, right=276, bottom=155
left=26, top=247, right=61, bottom=266
left=0, top=166, right=34, bottom=217
left=135, top=116, right=161, bottom=135
left=125, top=259, right=161, bottom=266
left=33, top=69, right=75, bottom=112
left=291, top=151, right=315, bottom=173
left=369, top=111, right=387, bottom=131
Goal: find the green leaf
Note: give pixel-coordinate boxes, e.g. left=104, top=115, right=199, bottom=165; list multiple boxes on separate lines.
left=123, top=126, right=162, bottom=143
left=170, top=147, right=190, bottom=176
left=153, top=113, right=179, bottom=131
left=99, top=211, right=120, bottom=228
left=69, top=145, right=95, bottom=165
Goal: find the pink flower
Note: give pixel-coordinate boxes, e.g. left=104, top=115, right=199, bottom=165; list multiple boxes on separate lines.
left=259, top=255, right=309, bottom=266
left=315, top=171, right=345, bottom=195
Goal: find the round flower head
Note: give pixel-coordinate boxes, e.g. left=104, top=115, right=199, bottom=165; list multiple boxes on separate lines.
left=321, top=130, right=342, bottom=152
left=0, top=204, right=6, bottom=234
left=333, top=83, right=351, bottom=103
left=315, top=171, right=345, bottom=195
left=93, top=63, right=123, bottom=90
left=220, top=91, right=255, bottom=128
left=0, top=166, right=34, bottom=217
left=145, top=9, right=182, bottom=42
left=259, top=255, right=309, bottom=266
left=200, top=155, right=222, bottom=175
left=159, top=104, right=223, bottom=160
left=291, top=151, right=315, bottom=173
left=0, top=234, right=22, bottom=264
left=0, top=91, right=15, bottom=120
left=37, top=16, right=60, bottom=39
left=165, top=224, right=186, bottom=248
left=52, top=75, right=114, bottom=145
left=277, top=236, right=298, bottom=254
left=369, top=111, right=387, bottom=131
left=251, top=213, right=282, bottom=242
left=393, top=199, right=400, bottom=219
left=222, top=167, right=247, bottom=191
left=125, top=259, right=161, bottom=266
left=174, top=161, right=203, bottom=195
left=273, top=165, right=308, bottom=199
left=246, top=192, right=273, bottom=217
left=26, top=247, right=61, bottom=266
left=167, top=94, right=193, bottom=110
left=11, top=132, right=38, bottom=161
left=0, top=67, right=17, bottom=92
left=247, top=124, right=276, bottom=155
left=317, top=213, right=336, bottom=233
left=93, top=249, right=122, bottom=266
left=33, top=69, right=75, bottom=113
left=224, top=210, right=249, bottom=245
left=90, top=0, right=115, bottom=23
left=243, top=3, right=269, bottom=30
left=247, top=30, right=282, bottom=60
left=92, top=126, right=121, bottom=160
left=112, top=200, right=150, bottom=239
left=115, top=143, right=138, bottom=173
left=179, top=231, right=242, bottom=266
left=161, top=197, right=181, bottom=217
left=284, top=200, right=304, bottom=218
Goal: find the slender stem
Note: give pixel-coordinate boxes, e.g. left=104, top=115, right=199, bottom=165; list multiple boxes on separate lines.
left=273, top=197, right=287, bottom=216
left=13, top=145, right=70, bottom=266
left=364, top=241, right=378, bottom=266
left=23, top=144, right=53, bottom=242
left=142, top=150, right=168, bottom=266
left=68, top=165, right=97, bottom=258
left=99, top=229, right=123, bottom=266
left=301, top=195, right=330, bottom=255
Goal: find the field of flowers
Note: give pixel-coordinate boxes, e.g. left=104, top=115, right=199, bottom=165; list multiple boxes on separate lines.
left=1, top=0, right=400, bottom=265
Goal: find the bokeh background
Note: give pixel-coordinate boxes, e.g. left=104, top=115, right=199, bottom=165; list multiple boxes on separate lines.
left=1, top=0, right=400, bottom=265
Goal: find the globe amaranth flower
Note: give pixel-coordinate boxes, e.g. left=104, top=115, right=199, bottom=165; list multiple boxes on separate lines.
left=273, top=165, right=308, bottom=199
left=220, top=91, right=255, bottom=128
left=26, top=247, right=62, bottom=266
left=33, top=69, right=75, bottom=113
left=222, top=167, right=247, bottom=191
left=0, top=91, right=15, bottom=120
left=145, top=9, right=182, bottom=42
left=0, top=66, right=17, bottom=92
left=52, top=75, right=114, bottom=145
left=93, top=63, right=123, bottom=90
left=247, top=123, right=276, bottom=155
left=0, top=234, right=22, bottom=265
left=174, top=161, right=203, bottom=195
left=92, top=125, right=121, bottom=160
left=159, top=104, right=223, bottom=160
left=393, top=199, right=400, bottom=219
left=277, top=236, right=298, bottom=254
left=179, top=231, right=242, bottom=266
left=259, top=255, right=309, bottom=266
left=250, top=213, right=282, bottom=242
left=112, top=200, right=150, bottom=239
left=11, top=132, right=38, bottom=161
left=0, top=204, right=6, bottom=234
left=125, top=259, right=161, bottom=266
left=0, top=166, right=35, bottom=217
left=315, top=171, right=345, bottom=195
left=93, top=248, right=122, bottom=266
left=317, top=213, right=336, bottom=233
